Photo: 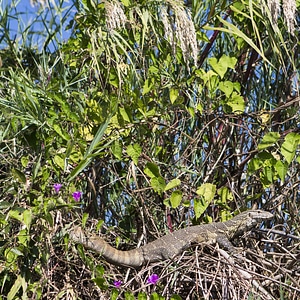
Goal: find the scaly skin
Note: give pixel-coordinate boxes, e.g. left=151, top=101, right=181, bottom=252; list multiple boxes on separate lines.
left=69, top=210, right=273, bottom=267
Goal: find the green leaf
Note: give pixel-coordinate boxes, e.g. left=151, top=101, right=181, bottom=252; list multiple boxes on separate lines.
left=218, top=187, right=233, bottom=204
left=196, top=183, right=216, bottom=202
left=164, top=179, right=181, bottom=191
left=226, top=92, right=245, bottom=113
left=11, top=168, right=26, bottom=184
left=144, top=162, right=160, bottom=178
left=187, top=106, right=195, bottom=117
left=127, top=143, right=142, bottom=164
left=150, top=293, right=164, bottom=300
left=260, top=165, right=274, bottom=187
left=163, top=198, right=171, bottom=207
left=169, top=88, right=179, bottom=104
left=120, top=0, right=130, bottom=6
left=111, top=140, right=122, bottom=160
left=119, top=106, right=131, bottom=123
left=5, top=248, right=20, bottom=264
left=96, top=219, right=104, bottom=231
left=182, top=199, right=191, bottom=207
left=68, top=117, right=111, bottom=181
left=170, top=295, right=182, bottom=300
left=194, top=183, right=216, bottom=219
left=170, top=190, right=182, bottom=208
left=86, top=117, right=111, bottom=157
left=199, top=69, right=218, bottom=85
left=95, top=265, right=105, bottom=277
left=280, top=133, right=300, bottom=164
left=125, top=291, right=135, bottom=300
left=7, top=275, right=25, bottom=300
left=109, top=72, right=119, bottom=88
left=21, top=156, right=29, bottom=168
left=18, top=229, right=29, bottom=246
left=209, top=57, right=227, bottom=78
left=93, top=276, right=108, bottom=290
left=53, top=124, right=70, bottom=141
left=115, top=236, right=121, bottom=248
left=138, top=292, right=147, bottom=300
left=76, top=244, right=86, bottom=261
left=142, top=78, right=154, bottom=95
left=9, top=208, right=25, bottom=222
left=196, top=103, right=203, bottom=114
left=209, top=55, right=237, bottom=79
left=150, top=176, right=166, bottom=195
left=258, top=132, right=280, bottom=150
left=0, top=201, right=11, bottom=210
left=194, top=197, right=209, bottom=219
left=23, top=209, right=32, bottom=229
left=257, top=151, right=274, bottom=160
left=82, top=213, right=89, bottom=227
left=111, top=289, right=119, bottom=300
left=219, top=81, right=234, bottom=97
left=54, top=154, right=65, bottom=170
left=33, top=153, right=42, bottom=179
left=274, top=160, right=288, bottom=181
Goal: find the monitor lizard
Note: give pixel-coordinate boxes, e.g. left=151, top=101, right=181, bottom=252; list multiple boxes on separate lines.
left=69, top=210, right=273, bottom=267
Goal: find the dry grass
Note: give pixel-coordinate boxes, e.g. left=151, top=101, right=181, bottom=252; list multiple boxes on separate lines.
left=41, top=218, right=300, bottom=299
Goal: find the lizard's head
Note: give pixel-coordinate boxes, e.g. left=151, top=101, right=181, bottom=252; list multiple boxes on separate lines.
left=239, top=209, right=273, bottom=229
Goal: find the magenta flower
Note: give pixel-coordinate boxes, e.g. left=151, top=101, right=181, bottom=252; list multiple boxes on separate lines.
left=72, top=191, right=82, bottom=202
left=147, top=274, right=159, bottom=285
left=53, top=183, right=62, bottom=193
left=113, top=280, right=122, bottom=288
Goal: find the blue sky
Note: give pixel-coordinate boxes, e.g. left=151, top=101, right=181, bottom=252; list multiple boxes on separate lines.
left=1, top=0, right=75, bottom=52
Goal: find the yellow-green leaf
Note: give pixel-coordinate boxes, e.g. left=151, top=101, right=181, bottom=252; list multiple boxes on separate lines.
left=119, top=106, right=131, bottom=123
left=258, top=132, right=280, bottom=150
left=53, top=124, right=70, bottom=141
left=127, top=144, right=142, bottom=164
left=226, top=92, right=245, bottom=113
left=23, top=209, right=32, bottom=230
left=54, top=154, right=65, bottom=170
left=209, top=55, right=237, bottom=79
left=196, top=183, right=216, bottom=203
left=164, top=179, right=181, bottom=191
left=120, top=0, right=130, bottom=6
left=169, top=88, right=179, bottom=104
left=82, top=213, right=89, bottom=227
left=218, top=187, right=233, bottom=204
left=7, top=275, right=26, bottom=300
left=170, top=190, right=182, bottom=208
left=275, top=160, right=288, bottom=181
left=18, top=229, right=29, bottom=246
left=194, top=198, right=209, bottom=219
left=111, top=140, right=122, bottom=160
left=150, top=176, right=166, bottom=195
left=280, top=133, right=300, bottom=164
left=21, top=156, right=29, bottom=168
left=144, top=162, right=160, bottom=178
left=219, top=81, right=234, bottom=97
left=9, top=208, right=24, bottom=222
left=142, top=78, right=153, bottom=95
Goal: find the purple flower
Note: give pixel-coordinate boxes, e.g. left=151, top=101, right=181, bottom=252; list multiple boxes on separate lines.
left=113, top=280, right=122, bottom=288
left=147, top=274, right=159, bottom=285
left=53, top=183, right=62, bottom=193
left=72, top=191, right=82, bottom=202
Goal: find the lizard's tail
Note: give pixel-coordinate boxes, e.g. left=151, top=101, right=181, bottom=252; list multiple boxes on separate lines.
left=69, top=227, right=144, bottom=267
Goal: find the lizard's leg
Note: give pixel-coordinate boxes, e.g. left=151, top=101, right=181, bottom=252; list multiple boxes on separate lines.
left=216, top=234, right=243, bottom=258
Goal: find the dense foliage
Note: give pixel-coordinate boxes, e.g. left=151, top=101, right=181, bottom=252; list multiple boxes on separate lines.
left=0, top=0, right=299, bottom=298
